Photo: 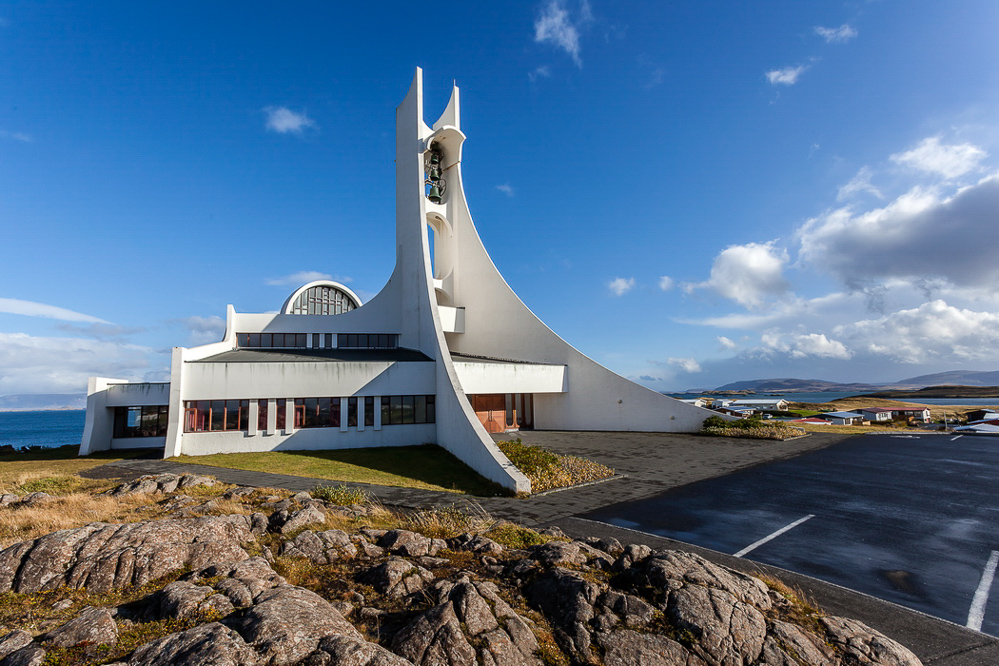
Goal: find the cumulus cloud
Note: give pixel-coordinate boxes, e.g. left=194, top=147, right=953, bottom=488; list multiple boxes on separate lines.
left=0, top=332, right=162, bottom=394
left=173, top=315, right=226, bottom=345
left=667, top=357, right=702, bottom=373
left=263, top=106, right=317, bottom=134
left=890, top=137, right=987, bottom=179
left=718, top=336, right=737, bottom=350
left=608, top=277, right=635, bottom=296
left=534, top=0, right=592, bottom=67
left=837, top=167, right=883, bottom=201
left=688, top=241, right=790, bottom=309
left=766, top=65, right=807, bottom=86
left=799, top=173, right=999, bottom=289
left=0, top=130, right=31, bottom=142
left=496, top=183, right=514, bottom=197
left=838, top=300, right=999, bottom=364
left=814, top=24, right=857, bottom=43
left=266, top=270, right=350, bottom=286
left=528, top=66, right=552, bottom=82
left=658, top=276, right=674, bottom=291
left=0, top=298, right=110, bottom=324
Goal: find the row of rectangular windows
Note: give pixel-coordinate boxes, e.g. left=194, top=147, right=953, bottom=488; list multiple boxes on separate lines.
left=182, top=395, right=434, bottom=433
left=236, top=333, right=399, bottom=349
left=113, top=405, right=169, bottom=438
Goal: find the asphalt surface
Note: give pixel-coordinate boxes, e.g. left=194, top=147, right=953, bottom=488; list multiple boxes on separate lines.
left=584, top=432, right=999, bottom=637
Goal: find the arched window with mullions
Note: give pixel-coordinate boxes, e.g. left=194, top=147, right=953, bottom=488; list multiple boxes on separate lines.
left=281, top=281, right=362, bottom=315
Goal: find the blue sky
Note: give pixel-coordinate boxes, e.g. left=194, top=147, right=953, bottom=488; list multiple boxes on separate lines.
left=2, top=0, right=998, bottom=395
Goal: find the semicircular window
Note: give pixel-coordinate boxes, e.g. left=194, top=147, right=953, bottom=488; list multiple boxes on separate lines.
left=290, top=285, right=358, bottom=315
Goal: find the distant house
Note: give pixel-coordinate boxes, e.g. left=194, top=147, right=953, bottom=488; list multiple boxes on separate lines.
left=955, top=423, right=999, bottom=435
left=820, top=411, right=864, bottom=426
left=712, top=406, right=754, bottom=418
left=790, top=417, right=830, bottom=425
left=965, top=409, right=999, bottom=423
left=679, top=398, right=709, bottom=408
left=728, top=398, right=790, bottom=412
left=889, top=407, right=931, bottom=422
left=858, top=407, right=893, bottom=423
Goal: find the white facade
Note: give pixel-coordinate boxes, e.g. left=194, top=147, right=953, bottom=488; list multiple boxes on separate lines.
left=81, top=70, right=717, bottom=492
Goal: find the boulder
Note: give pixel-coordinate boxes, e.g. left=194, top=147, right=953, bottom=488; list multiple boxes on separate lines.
left=151, top=581, right=233, bottom=620
left=526, top=567, right=601, bottom=662
left=0, top=644, right=45, bottom=666
left=276, top=505, right=327, bottom=535
left=303, top=635, right=415, bottom=666
left=0, top=632, right=32, bottom=661
left=393, top=581, right=541, bottom=666
left=667, top=584, right=767, bottom=666
left=822, top=616, right=922, bottom=666
left=360, top=558, right=434, bottom=598
left=597, top=629, right=706, bottom=666
left=526, top=541, right=588, bottom=567
left=0, top=515, right=253, bottom=594
left=377, top=530, right=445, bottom=557
left=645, top=551, right=772, bottom=610
left=445, top=533, right=504, bottom=556
left=126, top=622, right=260, bottom=666
left=281, top=529, right=358, bottom=564
left=226, top=585, right=360, bottom=664
left=41, top=606, right=118, bottom=648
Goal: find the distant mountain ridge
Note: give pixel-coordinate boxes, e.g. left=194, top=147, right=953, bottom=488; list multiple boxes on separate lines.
left=0, top=394, right=86, bottom=411
left=713, top=369, right=999, bottom=393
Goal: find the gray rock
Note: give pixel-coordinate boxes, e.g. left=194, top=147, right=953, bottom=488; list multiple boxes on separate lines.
left=667, top=584, right=767, bottom=666
left=0, top=494, right=18, bottom=507
left=304, top=635, right=414, bottom=666
left=278, top=505, right=327, bottom=534
left=0, top=631, right=32, bottom=661
left=582, top=536, right=624, bottom=556
left=153, top=581, right=216, bottom=619
left=0, top=644, right=45, bottom=666
left=360, top=558, right=434, bottom=598
left=822, top=616, right=923, bottom=666
left=0, top=515, right=254, bottom=593
left=42, top=606, right=118, bottom=647
left=597, top=629, right=706, bottom=666
left=598, top=590, right=655, bottom=627
left=281, top=529, right=358, bottom=564
left=645, top=550, right=772, bottom=610
left=126, top=622, right=259, bottom=666
left=527, top=541, right=587, bottom=567
left=377, top=530, right=443, bottom=557
left=526, top=567, right=601, bottom=662
left=18, top=492, right=53, bottom=507
left=394, top=581, right=541, bottom=666
left=190, top=557, right=286, bottom=602
left=445, top=533, right=504, bottom=555
left=767, top=619, right=836, bottom=666
left=227, top=584, right=360, bottom=664
left=223, top=486, right=257, bottom=500
left=176, top=474, right=215, bottom=490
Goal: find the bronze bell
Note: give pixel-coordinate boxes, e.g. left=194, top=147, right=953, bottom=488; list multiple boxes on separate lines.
left=427, top=183, right=443, bottom=204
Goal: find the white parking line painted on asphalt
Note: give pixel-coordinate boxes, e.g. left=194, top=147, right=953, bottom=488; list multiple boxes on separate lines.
left=733, top=515, right=815, bottom=558
left=967, top=550, right=999, bottom=631
left=951, top=435, right=963, bottom=441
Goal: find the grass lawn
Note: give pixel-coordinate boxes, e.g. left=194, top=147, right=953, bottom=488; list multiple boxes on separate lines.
left=170, top=444, right=509, bottom=496
left=0, top=445, right=143, bottom=494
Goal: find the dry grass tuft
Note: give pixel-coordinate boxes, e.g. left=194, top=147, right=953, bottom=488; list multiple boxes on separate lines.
left=0, top=492, right=161, bottom=547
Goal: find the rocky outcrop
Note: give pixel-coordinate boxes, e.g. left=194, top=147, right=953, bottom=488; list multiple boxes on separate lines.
left=106, top=473, right=215, bottom=496
left=392, top=579, right=541, bottom=666
left=0, top=515, right=254, bottom=593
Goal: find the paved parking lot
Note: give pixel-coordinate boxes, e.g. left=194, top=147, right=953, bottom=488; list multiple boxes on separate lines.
left=584, top=432, right=999, bottom=636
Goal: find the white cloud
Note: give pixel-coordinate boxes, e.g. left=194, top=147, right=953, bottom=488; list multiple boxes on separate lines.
left=689, top=241, right=790, bottom=309
left=173, top=315, right=226, bottom=345
left=837, top=167, right=883, bottom=201
left=266, top=270, right=351, bottom=286
left=799, top=173, right=999, bottom=289
left=528, top=66, right=552, bottom=82
left=766, top=65, right=807, bottom=86
left=0, top=332, right=162, bottom=395
left=667, top=357, right=702, bottom=373
left=814, top=24, right=857, bottom=43
left=534, top=0, right=592, bottom=67
left=263, top=106, right=317, bottom=134
left=496, top=183, right=514, bottom=197
left=0, top=130, right=31, bottom=142
left=890, top=136, right=987, bottom=179
left=0, top=298, right=110, bottom=324
left=838, top=300, right=999, bottom=364
left=717, top=336, right=737, bottom=350
left=608, top=277, right=635, bottom=296
left=658, top=276, right=674, bottom=291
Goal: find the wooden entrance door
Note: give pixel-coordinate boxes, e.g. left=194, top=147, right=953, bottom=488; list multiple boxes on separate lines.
left=471, top=394, right=507, bottom=433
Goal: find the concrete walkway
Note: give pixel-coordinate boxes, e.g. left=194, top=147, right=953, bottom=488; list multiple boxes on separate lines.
left=92, top=430, right=999, bottom=665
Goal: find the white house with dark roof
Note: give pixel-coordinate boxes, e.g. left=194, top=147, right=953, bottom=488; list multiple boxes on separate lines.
left=80, top=70, right=716, bottom=492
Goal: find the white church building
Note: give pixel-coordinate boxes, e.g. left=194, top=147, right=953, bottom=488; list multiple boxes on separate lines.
left=81, top=70, right=714, bottom=492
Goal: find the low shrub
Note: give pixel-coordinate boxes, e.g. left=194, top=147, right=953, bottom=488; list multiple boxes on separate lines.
left=497, top=439, right=614, bottom=494
left=701, top=417, right=806, bottom=440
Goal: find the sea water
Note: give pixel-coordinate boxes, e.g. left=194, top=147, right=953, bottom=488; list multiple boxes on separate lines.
left=0, top=410, right=85, bottom=450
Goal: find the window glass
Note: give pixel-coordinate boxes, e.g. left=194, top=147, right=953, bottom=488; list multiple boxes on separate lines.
left=382, top=396, right=391, bottom=425
left=390, top=396, right=403, bottom=425
left=237, top=333, right=249, bottom=347
left=210, top=401, right=225, bottom=431
left=331, top=399, right=341, bottom=427
left=225, top=400, right=241, bottom=430
left=260, top=333, right=272, bottom=348
left=414, top=395, right=427, bottom=424
left=248, top=333, right=260, bottom=347
left=258, top=399, right=268, bottom=431
left=426, top=396, right=435, bottom=424
left=401, top=396, right=415, bottom=424
left=276, top=399, right=286, bottom=430
left=348, top=397, right=357, bottom=427
left=365, top=397, right=375, bottom=427
left=325, top=333, right=333, bottom=348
